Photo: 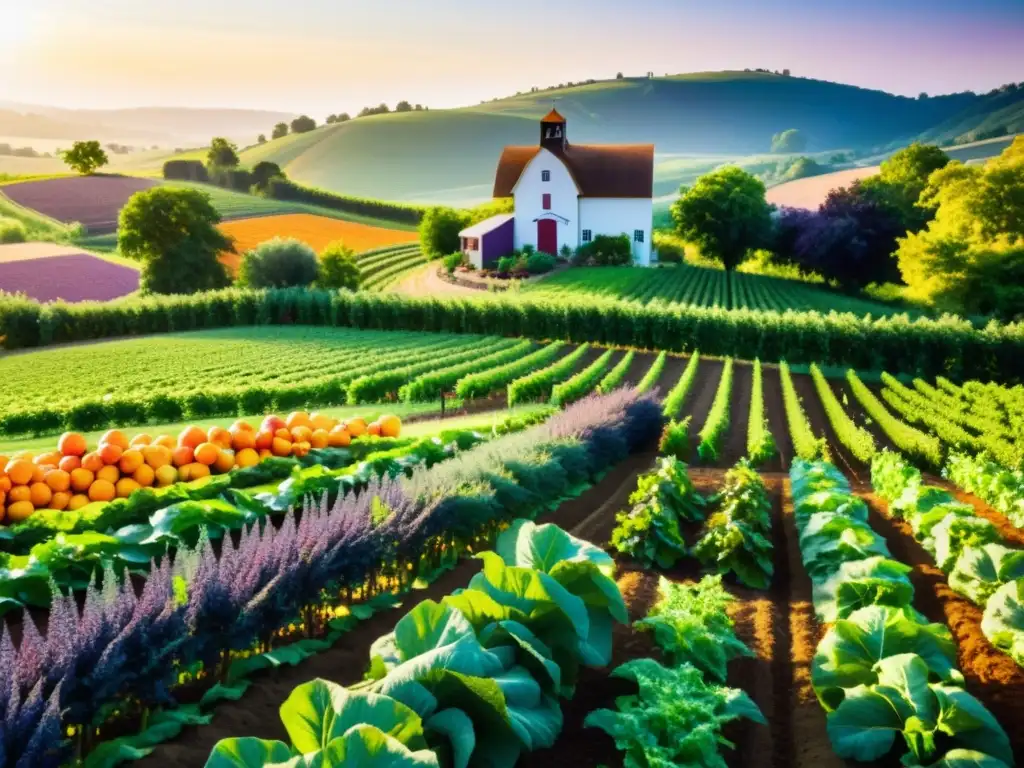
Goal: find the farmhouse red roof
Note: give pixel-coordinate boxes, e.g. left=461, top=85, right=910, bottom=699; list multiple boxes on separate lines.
left=493, top=143, right=654, bottom=198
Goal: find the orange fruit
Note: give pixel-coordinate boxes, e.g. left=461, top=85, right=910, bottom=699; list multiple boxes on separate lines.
left=207, top=426, right=233, bottom=449
left=171, top=445, right=194, bottom=467
left=230, top=419, right=255, bottom=433
left=8, top=485, right=31, bottom=504
left=88, top=479, right=116, bottom=502
left=310, top=429, right=329, bottom=449
left=194, top=442, right=220, bottom=466
left=258, top=448, right=273, bottom=460
left=58, top=432, right=88, bottom=457
left=81, top=452, right=105, bottom=473
left=271, top=437, right=292, bottom=457
left=155, top=465, right=178, bottom=487
left=186, top=462, right=210, bottom=480
left=133, top=464, right=156, bottom=487
left=366, top=422, right=382, bottom=437
left=261, top=415, right=286, bottom=434
left=35, top=451, right=63, bottom=467
left=0, top=477, right=9, bottom=494
left=68, top=494, right=90, bottom=511
left=231, top=429, right=256, bottom=451
left=6, top=501, right=34, bottom=522
left=59, top=455, right=82, bottom=473
left=44, top=469, right=71, bottom=493
left=70, top=468, right=95, bottom=492
left=97, top=443, right=123, bottom=466
left=142, top=444, right=172, bottom=469
left=292, top=441, right=311, bottom=458
left=48, top=491, right=71, bottom=511
left=154, top=434, right=176, bottom=449
left=11, top=451, right=33, bottom=461
left=254, top=429, right=273, bottom=450
left=5, top=459, right=33, bottom=486
left=29, top=482, right=52, bottom=508
left=129, top=433, right=153, bottom=448
left=310, top=412, right=335, bottom=431
left=328, top=427, right=351, bottom=447
left=213, top=449, right=235, bottom=474
left=235, top=448, right=260, bottom=468
left=100, top=430, right=129, bottom=451
left=97, top=465, right=120, bottom=485
left=178, top=425, right=208, bottom=450
left=379, top=414, right=401, bottom=438
left=0, top=454, right=8, bottom=469
left=274, top=428, right=292, bottom=441
left=346, top=417, right=367, bottom=437
left=290, top=425, right=313, bottom=443
left=119, top=449, right=144, bottom=474
left=115, top=477, right=140, bottom=498
left=286, top=411, right=311, bottom=429
left=31, top=465, right=48, bottom=483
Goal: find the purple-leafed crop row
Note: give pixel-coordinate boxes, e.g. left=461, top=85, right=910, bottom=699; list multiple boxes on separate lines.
left=2, top=176, right=157, bottom=233
left=0, top=388, right=662, bottom=766
left=0, top=254, right=138, bottom=303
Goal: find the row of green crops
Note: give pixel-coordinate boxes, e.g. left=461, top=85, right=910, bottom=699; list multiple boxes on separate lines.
left=507, top=343, right=589, bottom=406
left=356, top=244, right=427, bottom=291
left=946, top=452, right=1024, bottom=528
left=586, top=575, right=765, bottom=766
left=597, top=349, right=635, bottom=394
left=662, top=351, right=700, bottom=418
left=4, top=286, right=1023, bottom=382
left=398, top=339, right=535, bottom=402
left=0, top=389, right=664, bottom=766
left=810, top=363, right=876, bottom=464
left=551, top=349, right=615, bottom=407
left=696, top=358, right=733, bottom=461
left=746, top=359, right=776, bottom=465
left=780, top=361, right=827, bottom=461
left=873, top=451, right=1024, bottom=674
left=635, top=351, right=666, bottom=394
left=846, top=369, right=942, bottom=468
left=211, top=519, right=627, bottom=767
left=454, top=341, right=564, bottom=400
left=790, top=459, right=1013, bottom=767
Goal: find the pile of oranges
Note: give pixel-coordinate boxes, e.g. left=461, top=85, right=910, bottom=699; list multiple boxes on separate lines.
left=0, top=411, right=401, bottom=524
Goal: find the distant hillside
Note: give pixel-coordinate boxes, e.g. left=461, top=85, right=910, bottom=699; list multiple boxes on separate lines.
left=0, top=103, right=295, bottom=147
left=234, top=71, right=1012, bottom=203
left=913, top=85, right=1024, bottom=145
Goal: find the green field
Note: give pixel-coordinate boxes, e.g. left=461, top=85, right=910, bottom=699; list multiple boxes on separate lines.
left=522, top=264, right=920, bottom=317
left=356, top=243, right=428, bottom=290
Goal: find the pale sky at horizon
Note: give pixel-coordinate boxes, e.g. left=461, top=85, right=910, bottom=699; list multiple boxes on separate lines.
left=2, top=0, right=1022, bottom=116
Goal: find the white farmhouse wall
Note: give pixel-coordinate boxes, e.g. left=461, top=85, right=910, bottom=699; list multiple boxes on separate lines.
left=578, top=197, right=653, bottom=265
left=512, top=149, right=579, bottom=253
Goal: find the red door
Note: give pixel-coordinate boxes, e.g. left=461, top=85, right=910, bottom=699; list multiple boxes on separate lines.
left=537, top=219, right=557, bottom=255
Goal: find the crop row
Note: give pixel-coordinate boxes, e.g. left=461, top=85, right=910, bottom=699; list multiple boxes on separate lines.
left=635, top=351, right=666, bottom=393
left=398, top=339, right=534, bottom=402
left=873, top=451, right=1024, bottom=675
left=946, top=452, right=1024, bottom=528
left=810, top=363, right=876, bottom=463
left=746, top=359, right=776, bottom=464
left=4, top=286, right=1024, bottom=383
left=0, top=388, right=664, bottom=765
left=696, top=358, right=733, bottom=461
left=845, top=369, right=942, bottom=467
left=789, top=459, right=1012, bottom=766
left=507, top=343, right=589, bottom=406
left=662, top=351, right=700, bottom=418
left=597, top=349, right=635, bottom=394
left=779, top=361, right=826, bottom=461
left=551, top=348, right=615, bottom=406
left=455, top=341, right=564, bottom=400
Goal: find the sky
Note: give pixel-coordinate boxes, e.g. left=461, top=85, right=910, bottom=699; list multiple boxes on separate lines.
left=2, top=0, right=1023, bottom=116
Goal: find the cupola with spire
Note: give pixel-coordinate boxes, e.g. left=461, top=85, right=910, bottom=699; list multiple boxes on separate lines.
left=540, top=107, right=567, bottom=152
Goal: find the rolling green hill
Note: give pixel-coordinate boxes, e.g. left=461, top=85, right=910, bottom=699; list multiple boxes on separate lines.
left=231, top=71, right=1021, bottom=204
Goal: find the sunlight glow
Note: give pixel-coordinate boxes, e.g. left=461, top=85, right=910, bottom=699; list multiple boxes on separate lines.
left=0, top=7, right=34, bottom=45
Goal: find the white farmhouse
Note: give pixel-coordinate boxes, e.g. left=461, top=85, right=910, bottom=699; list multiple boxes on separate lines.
left=459, top=109, right=654, bottom=268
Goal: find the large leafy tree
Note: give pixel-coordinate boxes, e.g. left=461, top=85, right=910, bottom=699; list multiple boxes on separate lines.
left=671, top=167, right=773, bottom=271
left=317, top=241, right=362, bottom=290
left=291, top=115, right=317, bottom=134
left=897, top=137, right=1024, bottom=318
left=239, top=238, right=319, bottom=288
left=206, top=137, right=239, bottom=169
left=60, top=140, right=108, bottom=175
left=860, top=142, right=950, bottom=232
left=419, top=206, right=470, bottom=258
left=118, top=187, right=232, bottom=295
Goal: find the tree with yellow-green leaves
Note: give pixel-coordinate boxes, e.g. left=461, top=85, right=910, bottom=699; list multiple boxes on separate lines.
left=897, top=136, right=1024, bottom=319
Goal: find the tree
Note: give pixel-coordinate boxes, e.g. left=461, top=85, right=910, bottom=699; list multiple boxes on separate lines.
left=419, top=206, right=470, bottom=258
left=207, top=137, right=239, bottom=169
left=770, top=128, right=807, bottom=153
left=337, top=112, right=351, bottom=122
left=671, top=167, right=773, bottom=270
left=257, top=134, right=267, bottom=144
left=250, top=161, right=284, bottom=191
left=271, top=122, right=289, bottom=140
left=897, top=137, right=1024, bottom=318
left=325, top=114, right=337, bottom=124
left=238, top=238, right=319, bottom=288
left=317, top=241, right=362, bottom=290
left=117, top=187, right=232, bottom=295
left=860, top=142, right=950, bottom=231
left=60, top=141, right=108, bottom=175
left=291, top=115, right=317, bottom=134
left=616, top=72, right=624, bottom=79
left=782, top=68, right=791, bottom=76
left=395, top=100, right=412, bottom=112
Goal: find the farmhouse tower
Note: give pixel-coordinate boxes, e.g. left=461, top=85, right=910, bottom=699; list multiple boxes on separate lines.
left=540, top=108, right=567, bottom=152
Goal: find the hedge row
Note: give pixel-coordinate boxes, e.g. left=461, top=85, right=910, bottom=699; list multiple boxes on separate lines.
left=3, top=287, right=1024, bottom=383
left=263, top=178, right=427, bottom=225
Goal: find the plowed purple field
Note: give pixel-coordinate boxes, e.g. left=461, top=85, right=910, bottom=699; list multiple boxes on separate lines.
left=2, top=175, right=157, bottom=233
left=0, top=253, right=138, bottom=302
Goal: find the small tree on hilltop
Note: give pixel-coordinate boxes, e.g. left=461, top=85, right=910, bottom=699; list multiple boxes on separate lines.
left=207, top=137, right=239, bottom=169
left=317, top=241, right=362, bottom=290
left=291, top=115, right=317, bottom=134
left=118, top=187, right=232, bottom=295
left=239, top=238, right=320, bottom=288
left=271, top=122, right=289, bottom=140
left=770, top=128, right=807, bottom=154
left=419, top=206, right=470, bottom=258
left=396, top=100, right=412, bottom=113
left=671, top=166, right=773, bottom=271
left=250, top=161, right=284, bottom=192
left=60, top=140, right=108, bottom=175
left=257, top=134, right=267, bottom=144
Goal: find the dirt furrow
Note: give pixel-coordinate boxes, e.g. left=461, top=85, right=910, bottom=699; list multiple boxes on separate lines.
left=791, top=372, right=864, bottom=483
left=682, top=356, right=725, bottom=461
left=721, top=360, right=754, bottom=467
left=761, top=364, right=792, bottom=473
